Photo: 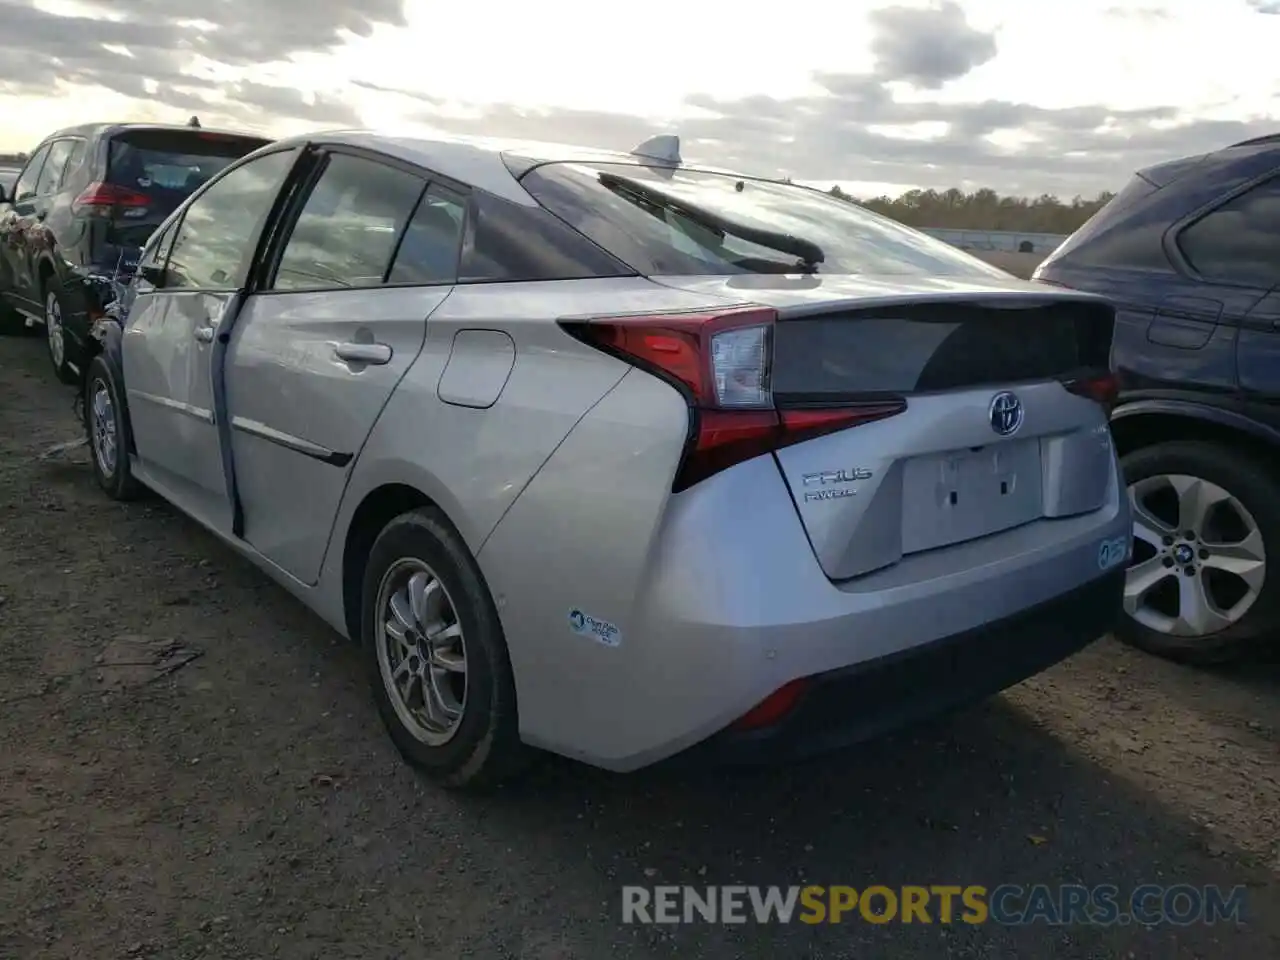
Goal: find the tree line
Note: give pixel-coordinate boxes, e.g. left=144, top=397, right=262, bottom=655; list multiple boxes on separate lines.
left=830, top=184, right=1114, bottom=235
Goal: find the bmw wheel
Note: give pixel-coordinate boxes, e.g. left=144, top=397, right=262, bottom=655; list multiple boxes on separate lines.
left=1118, top=440, right=1280, bottom=664
left=362, top=506, right=529, bottom=788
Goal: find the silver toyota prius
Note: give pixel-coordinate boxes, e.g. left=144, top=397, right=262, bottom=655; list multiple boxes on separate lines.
left=80, top=130, right=1131, bottom=788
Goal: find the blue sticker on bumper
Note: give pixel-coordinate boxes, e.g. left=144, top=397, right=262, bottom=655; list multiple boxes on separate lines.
left=1098, top=535, right=1130, bottom=571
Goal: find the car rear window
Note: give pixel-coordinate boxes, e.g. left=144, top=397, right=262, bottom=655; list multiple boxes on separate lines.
left=1043, top=174, right=1162, bottom=268
left=520, top=161, right=1007, bottom=278
left=107, top=129, right=268, bottom=197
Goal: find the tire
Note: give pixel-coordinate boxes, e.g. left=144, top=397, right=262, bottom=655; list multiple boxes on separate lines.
left=84, top=354, right=142, bottom=501
left=1117, top=440, right=1280, bottom=665
left=43, top=283, right=77, bottom=384
left=361, top=507, right=530, bottom=789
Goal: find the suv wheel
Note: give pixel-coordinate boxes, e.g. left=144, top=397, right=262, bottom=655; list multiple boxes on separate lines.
left=1118, top=440, right=1280, bottom=664
left=361, top=507, right=530, bottom=789
left=44, top=286, right=77, bottom=384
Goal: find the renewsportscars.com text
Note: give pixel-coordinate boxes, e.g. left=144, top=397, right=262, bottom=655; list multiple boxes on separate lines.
left=621, top=884, right=1247, bottom=926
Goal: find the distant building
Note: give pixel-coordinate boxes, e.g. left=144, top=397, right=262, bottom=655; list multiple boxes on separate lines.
left=920, top=228, right=1069, bottom=255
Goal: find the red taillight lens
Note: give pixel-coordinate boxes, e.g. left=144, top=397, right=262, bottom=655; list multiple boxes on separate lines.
left=1065, top=371, right=1119, bottom=412
left=73, top=182, right=151, bottom=214
left=560, top=306, right=906, bottom=491
left=731, top=678, right=810, bottom=731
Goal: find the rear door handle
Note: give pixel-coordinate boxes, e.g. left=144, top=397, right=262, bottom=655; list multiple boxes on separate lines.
left=194, top=326, right=214, bottom=343
left=335, top=342, right=392, bottom=365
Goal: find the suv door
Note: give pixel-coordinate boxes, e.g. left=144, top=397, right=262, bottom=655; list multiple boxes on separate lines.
left=122, top=147, right=300, bottom=531
left=222, top=150, right=464, bottom=584
left=11, top=139, right=78, bottom=311
left=1173, top=175, right=1280, bottom=396
left=0, top=142, right=51, bottom=313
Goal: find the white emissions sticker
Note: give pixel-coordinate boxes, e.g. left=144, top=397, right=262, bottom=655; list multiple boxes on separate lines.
left=568, top=609, right=621, bottom=647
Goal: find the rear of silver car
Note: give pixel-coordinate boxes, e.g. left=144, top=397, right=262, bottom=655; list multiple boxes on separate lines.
left=475, top=159, right=1129, bottom=771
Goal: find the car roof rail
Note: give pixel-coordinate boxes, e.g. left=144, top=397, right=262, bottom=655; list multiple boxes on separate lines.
left=630, top=134, right=681, bottom=165
left=1226, top=132, right=1280, bottom=149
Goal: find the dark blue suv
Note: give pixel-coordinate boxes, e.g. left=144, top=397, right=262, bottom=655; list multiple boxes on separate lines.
left=1036, top=135, right=1280, bottom=665
left=0, top=122, right=268, bottom=383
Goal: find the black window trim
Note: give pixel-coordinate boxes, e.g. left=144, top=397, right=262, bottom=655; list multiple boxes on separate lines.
left=160, top=143, right=307, bottom=295
left=1167, top=163, right=1280, bottom=288
left=252, top=142, right=472, bottom=297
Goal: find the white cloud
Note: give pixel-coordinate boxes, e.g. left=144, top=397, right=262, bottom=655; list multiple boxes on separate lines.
left=1, top=0, right=1278, bottom=197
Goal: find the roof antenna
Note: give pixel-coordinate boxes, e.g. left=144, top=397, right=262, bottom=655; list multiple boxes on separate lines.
left=630, top=134, right=680, bottom=165
left=187, top=115, right=201, bottom=129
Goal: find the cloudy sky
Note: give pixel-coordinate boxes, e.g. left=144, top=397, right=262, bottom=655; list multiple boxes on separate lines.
left=1, top=0, right=1278, bottom=198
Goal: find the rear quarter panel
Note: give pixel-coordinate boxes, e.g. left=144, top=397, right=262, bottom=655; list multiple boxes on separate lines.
left=317, top=277, right=738, bottom=624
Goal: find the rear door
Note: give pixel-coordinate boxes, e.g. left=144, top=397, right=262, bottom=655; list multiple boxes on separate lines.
left=122, top=147, right=300, bottom=531
left=222, top=149, right=465, bottom=585
left=91, top=128, right=269, bottom=275
left=1171, top=173, right=1280, bottom=395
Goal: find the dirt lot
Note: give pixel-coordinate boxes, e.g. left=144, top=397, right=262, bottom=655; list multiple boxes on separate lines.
left=970, top=250, right=1044, bottom=278
left=2, top=333, right=1280, bottom=959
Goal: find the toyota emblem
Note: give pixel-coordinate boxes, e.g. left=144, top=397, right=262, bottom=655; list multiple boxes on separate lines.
left=988, top=391, right=1024, bottom=437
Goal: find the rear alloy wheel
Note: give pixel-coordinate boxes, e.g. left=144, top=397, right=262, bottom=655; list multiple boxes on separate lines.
left=45, top=287, right=77, bottom=384
left=84, top=354, right=142, bottom=500
left=362, top=507, right=530, bottom=789
left=1118, top=441, right=1280, bottom=664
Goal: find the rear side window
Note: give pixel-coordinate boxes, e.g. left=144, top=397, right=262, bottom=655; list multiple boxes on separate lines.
left=13, top=144, right=50, bottom=202
left=1177, top=178, right=1280, bottom=288
left=387, top=184, right=467, bottom=285
left=1047, top=174, right=1168, bottom=271
left=459, top=190, right=633, bottom=283
left=59, top=140, right=86, bottom=188
left=166, top=149, right=296, bottom=290
left=271, top=153, right=426, bottom=291
left=34, top=140, right=75, bottom=196
left=521, top=161, right=1005, bottom=278
left=107, top=129, right=268, bottom=198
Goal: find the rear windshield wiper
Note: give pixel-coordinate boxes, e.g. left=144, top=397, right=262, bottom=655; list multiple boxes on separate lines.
left=598, top=172, right=826, bottom=269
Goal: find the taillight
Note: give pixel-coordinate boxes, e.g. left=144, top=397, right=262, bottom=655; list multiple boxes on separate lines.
left=560, top=306, right=906, bottom=491
left=73, top=182, right=150, bottom=215
left=1064, top=371, right=1119, bottom=413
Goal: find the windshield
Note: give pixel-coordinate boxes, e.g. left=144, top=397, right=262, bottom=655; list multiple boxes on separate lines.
left=521, top=161, right=1007, bottom=278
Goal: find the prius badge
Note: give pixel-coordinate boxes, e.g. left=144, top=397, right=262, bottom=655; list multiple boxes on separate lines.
left=801, top=467, right=873, bottom=503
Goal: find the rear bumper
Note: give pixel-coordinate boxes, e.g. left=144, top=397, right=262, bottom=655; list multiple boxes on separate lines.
left=669, top=567, right=1123, bottom=767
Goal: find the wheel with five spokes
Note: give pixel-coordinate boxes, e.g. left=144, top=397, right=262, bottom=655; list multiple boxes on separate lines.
left=362, top=507, right=529, bottom=788
left=1118, top=441, right=1280, bottom=664
left=84, top=354, right=143, bottom=501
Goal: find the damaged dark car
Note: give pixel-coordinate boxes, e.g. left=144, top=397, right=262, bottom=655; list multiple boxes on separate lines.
left=0, top=121, right=269, bottom=383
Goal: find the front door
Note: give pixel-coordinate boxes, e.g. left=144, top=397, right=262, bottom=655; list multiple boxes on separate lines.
left=223, top=151, right=466, bottom=584
left=0, top=143, right=50, bottom=313
left=1238, top=289, right=1280, bottom=420
left=122, top=148, right=300, bottom=531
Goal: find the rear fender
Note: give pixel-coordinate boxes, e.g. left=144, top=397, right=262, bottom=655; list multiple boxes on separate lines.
left=1111, top=398, right=1280, bottom=448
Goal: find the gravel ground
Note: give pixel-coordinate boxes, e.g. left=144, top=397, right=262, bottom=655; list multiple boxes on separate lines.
left=2, top=332, right=1279, bottom=959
